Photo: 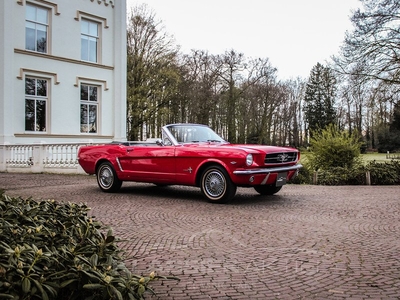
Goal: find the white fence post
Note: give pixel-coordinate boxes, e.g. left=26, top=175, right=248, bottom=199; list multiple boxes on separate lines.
left=31, top=144, right=44, bottom=173
left=0, top=145, right=5, bottom=172
left=366, top=171, right=371, bottom=185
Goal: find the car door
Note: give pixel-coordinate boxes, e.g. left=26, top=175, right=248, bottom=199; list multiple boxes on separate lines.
left=118, top=145, right=176, bottom=183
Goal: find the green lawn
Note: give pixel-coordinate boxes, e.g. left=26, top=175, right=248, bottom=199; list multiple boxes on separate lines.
left=362, top=152, right=388, bottom=163
left=299, top=152, right=399, bottom=164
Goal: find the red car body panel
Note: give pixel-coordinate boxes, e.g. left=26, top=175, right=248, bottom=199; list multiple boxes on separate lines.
left=78, top=142, right=300, bottom=186
left=78, top=124, right=302, bottom=201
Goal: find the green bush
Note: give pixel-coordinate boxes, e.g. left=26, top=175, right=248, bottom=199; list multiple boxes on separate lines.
left=316, top=165, right=366, bottom=185
left=0, top=193, right=178, bottom=300
left=285, top=159, right=400, bottom=185
left=290, top=161, right=313, bottom=184
left=305, top=160, right=400, bottom=186
left=366, top=160, right=400, bottom=185
left=308, top=125, right=362, bottom=171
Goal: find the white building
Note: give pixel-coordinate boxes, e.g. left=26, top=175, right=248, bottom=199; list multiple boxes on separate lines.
left=0, top=0, right=127, bottom=145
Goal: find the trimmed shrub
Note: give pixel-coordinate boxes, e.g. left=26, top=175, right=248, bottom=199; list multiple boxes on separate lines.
left=366, top=160, right=400, bottom=185
left=290, top=161, right=313, bottom=184
left=284, top=158, right=400, bottom=185
left=308, top=125, right=362, bottom=171
left=0, top=193, right=178, bottom=300
left=316, top=165, right=366, bottom=185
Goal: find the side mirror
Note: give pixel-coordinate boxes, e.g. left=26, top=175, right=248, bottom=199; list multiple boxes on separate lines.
left=155, top=138, right=164, bottom=146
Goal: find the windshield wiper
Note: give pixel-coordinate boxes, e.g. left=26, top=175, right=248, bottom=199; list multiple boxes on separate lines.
left=189, top=140, right=223, bottom=143
left=207, top=139, right=223, bottom=142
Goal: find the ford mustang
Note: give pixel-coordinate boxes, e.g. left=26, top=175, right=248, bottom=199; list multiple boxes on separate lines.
left=77, top=124, right=302, bottom=203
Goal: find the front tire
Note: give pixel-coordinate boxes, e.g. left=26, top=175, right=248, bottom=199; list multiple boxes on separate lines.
left=254, top=185, right=282, bottom=195
left=96, top=162, right=122, bottom=192
left=200, top=165, right=236, bottom=203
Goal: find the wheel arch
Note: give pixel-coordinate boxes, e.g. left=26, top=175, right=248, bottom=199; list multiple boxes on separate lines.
left=195, top=160, right=231, bottom=187
left=95, top=158, right=114, bottom=174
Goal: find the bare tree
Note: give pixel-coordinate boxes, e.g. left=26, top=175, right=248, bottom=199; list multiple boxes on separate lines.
left=216, top=50, right=246, bottom=142
left=126, top=4, right=179, bottom=140
left=180, top=50, right=223, bottom=126
left=334, top=0, right=400, bottom=86
left=284, top=78, right=306, bottom=147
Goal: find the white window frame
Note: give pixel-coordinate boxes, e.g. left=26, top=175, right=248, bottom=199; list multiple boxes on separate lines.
left=80, top=83, right=100, bottom=134
left=75, top=10, right=108, bottom=64
left=25, top=3, right=49, bottom=53
left=25, top=77, right=49, bottom=132
left=80, top=18, right=100, bottom=63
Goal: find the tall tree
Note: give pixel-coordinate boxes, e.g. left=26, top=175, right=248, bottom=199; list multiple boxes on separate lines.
left=391, top=100, right=400, bottom=131
left=303, top=63, right=337, bottom=135
left=217, top=50, right=245, bottom=143
left=334, top=0, right=400, bottom=86
left=284, top=78, right=306, bottom=147
left=236, top=57, right=278, bottom=144
left=180, top=50, right=222, bottom=125
left=126, top=5, right=179, bottom=140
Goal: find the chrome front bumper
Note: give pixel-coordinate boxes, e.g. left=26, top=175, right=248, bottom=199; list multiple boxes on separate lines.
left=233, top=164, right=303, bottom=175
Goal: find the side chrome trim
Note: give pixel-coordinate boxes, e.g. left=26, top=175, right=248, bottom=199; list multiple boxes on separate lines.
left=116, top=157, right=123, bottom=171
left=233, top=164, right=303, bottom=175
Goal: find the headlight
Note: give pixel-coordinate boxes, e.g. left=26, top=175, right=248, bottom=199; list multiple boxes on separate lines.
left=246, top=154, right=253, bottom=166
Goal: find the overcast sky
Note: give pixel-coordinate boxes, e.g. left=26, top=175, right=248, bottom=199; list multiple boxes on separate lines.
left=126, top=0, right=362, bottom=80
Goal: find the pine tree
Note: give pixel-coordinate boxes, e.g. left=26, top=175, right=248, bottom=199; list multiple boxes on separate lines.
left=387, top=100, right=400, bottom=151
left=390, top=101, right=400, bottom=131
left=303, top=63, right=337, bottom=135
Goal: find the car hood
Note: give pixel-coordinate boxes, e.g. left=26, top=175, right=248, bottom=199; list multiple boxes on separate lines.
left=185, top=142, right=298, bottom=153
left=223, top=143, right=297, bottom=153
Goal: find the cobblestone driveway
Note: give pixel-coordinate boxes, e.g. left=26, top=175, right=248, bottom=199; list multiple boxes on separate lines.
left=1, top=173, right=400, bottom=299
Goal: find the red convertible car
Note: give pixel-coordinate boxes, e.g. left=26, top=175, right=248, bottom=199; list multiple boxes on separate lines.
left=78, top=124, right=302, bottom=203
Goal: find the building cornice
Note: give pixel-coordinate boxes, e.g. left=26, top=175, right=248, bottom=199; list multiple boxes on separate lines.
left=14, top=49, right=114, bottom=70
left=14, top=133, right=114, bottom=139
left=91, top=0, right=115, bottom=8
left=17, top=0, right=114, bottom=9
left=17, top=0, right=61, bottom=15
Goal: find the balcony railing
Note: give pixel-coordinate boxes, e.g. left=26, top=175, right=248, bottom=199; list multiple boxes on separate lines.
left=0, top=143, right=96, bottom=174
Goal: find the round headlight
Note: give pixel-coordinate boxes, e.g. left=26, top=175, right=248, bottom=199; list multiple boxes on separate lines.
left=246, top=154, right=253, bottom=166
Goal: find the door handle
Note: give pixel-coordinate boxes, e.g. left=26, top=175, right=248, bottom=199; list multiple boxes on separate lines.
left=126, top=148, right=134, bottom=153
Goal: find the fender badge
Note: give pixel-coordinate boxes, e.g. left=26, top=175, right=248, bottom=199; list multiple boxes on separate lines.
left=184, top=167, right=193, bottom=173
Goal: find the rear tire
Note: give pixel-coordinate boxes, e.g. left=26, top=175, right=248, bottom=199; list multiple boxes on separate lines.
left=96, top=162, right=122, bottom=192
left=254, top=185, right=282, bottom=195
left=200, top=165, right=236, bottom=203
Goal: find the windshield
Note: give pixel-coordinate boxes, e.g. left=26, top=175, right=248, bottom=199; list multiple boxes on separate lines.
left=165, top=124, right=226, bottom=144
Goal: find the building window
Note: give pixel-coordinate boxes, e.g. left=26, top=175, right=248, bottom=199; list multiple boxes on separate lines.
left=25, top=4, right=48, bottom=53
left=25, top=78, right=47, bottom=132
left=80, top=84, right=98, bottom=133
left=81, top=19, right=99, bottom=63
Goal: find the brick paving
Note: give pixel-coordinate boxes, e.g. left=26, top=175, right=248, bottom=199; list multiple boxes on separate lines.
left=1, top=172, right=400, bottom=299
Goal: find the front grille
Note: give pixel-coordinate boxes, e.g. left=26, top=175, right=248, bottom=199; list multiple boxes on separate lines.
left=265, top=152, right=298, bottom=164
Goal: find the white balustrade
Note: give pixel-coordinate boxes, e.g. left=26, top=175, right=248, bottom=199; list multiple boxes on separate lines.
left=5, top=145, right=33, bottom=168
left=0, top=143, right=95, bottom=174
left=44, top=144, right=80, bottom=168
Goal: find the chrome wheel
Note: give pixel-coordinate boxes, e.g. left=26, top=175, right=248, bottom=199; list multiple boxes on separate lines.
left=96, top=162, right=122, bottom=192
left=99, top=166, right=113, bottom=188
left=204, top=170, right=226, bottom=198
left=201, top=166, right=236, bottom=203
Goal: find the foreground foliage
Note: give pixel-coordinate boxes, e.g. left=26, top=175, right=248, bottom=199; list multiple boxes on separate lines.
left=0, top=193, right=178, bottom=299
